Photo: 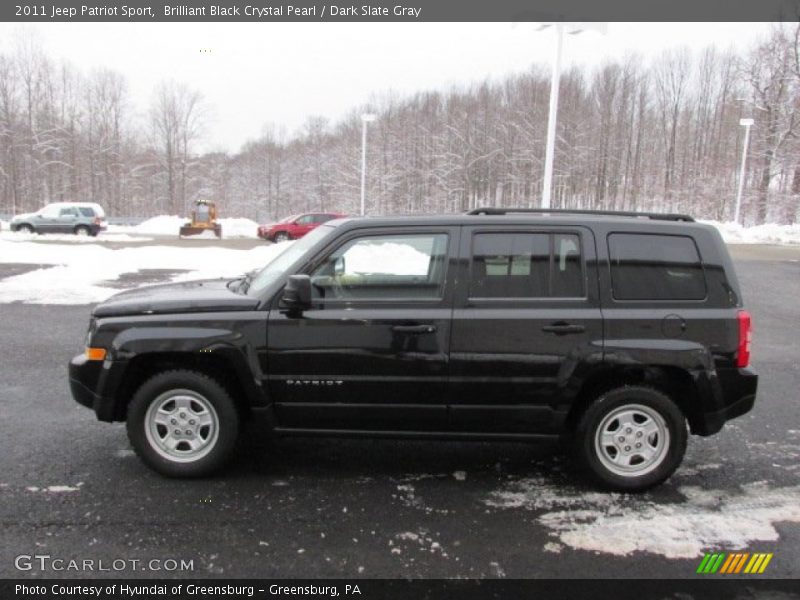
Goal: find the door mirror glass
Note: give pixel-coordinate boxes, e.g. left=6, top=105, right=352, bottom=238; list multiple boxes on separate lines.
left=280, top=274, right=312, bottom=315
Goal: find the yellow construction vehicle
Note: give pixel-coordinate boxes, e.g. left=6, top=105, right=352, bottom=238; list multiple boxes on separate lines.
left=179, top=199, right=222, bottom=238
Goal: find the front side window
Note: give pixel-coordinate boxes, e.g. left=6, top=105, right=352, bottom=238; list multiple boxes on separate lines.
left=608, top=233, right=706, bottom=300
left=296, top=215, right=315, bottom=225
left=469, top=232, right=584, bottom=299
left=311, top=233, right=449, bottom=301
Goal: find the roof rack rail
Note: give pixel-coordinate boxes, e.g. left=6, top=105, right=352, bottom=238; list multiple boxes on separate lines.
left=467, top=207, right=695, bottom=222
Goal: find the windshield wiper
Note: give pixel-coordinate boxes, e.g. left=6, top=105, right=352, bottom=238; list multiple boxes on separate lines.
left=226, top=276, right=244, bottom=291
left=238, top=272, right=254, bottom=294
left=226, top=272, right=253, bottom=294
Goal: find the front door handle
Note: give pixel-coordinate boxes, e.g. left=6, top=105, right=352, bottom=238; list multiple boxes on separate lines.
left=391, top=324, right=437, bottom=334
left=542, top=322, right=585, bottom=335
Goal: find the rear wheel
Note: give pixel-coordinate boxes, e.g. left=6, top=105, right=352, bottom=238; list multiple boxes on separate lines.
left=273, top=231, right=290, bottom=243
left=574, top=386, right=687, bottom=492
left=126, top=370, right=240, bottom=477
left=74, top=225, right=90, bottom=236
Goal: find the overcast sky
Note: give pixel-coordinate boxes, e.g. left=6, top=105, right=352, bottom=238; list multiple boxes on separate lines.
left=0, top=22, right=773, bottom=153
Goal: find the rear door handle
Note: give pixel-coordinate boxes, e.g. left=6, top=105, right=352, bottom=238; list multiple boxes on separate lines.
left=391, top=324, right=437, bottom=334
left=541, top=322, right=585, bottom=335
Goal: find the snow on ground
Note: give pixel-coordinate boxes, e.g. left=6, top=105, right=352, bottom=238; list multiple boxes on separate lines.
left=0, top=230, right=153, bottom=243
left=485, top=477, right=800, bottom=559
left=0, top=239, right=293, bottom=304
left=702, top=220, right=800, bottom=245
left=108, top=215, right=260, bottom=238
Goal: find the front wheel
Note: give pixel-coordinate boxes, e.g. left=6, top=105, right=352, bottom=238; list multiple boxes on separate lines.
left=273, top=231, right=290, bottom=243
left=574, top=386, right=687, bottom=492
left=16, top=224, right=34, bottom=234
left=126, top=370, right=240, bottom=477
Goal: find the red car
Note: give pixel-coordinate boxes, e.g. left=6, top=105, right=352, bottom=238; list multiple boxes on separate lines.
left=257, top=212, right=347, bottom=242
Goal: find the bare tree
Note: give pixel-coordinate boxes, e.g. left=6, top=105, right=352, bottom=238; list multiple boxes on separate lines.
left=150, top=80, right=205, bottom=214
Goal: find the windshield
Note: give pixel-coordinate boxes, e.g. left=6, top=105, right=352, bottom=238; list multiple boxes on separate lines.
left=246, top=224, right=336, bottom=295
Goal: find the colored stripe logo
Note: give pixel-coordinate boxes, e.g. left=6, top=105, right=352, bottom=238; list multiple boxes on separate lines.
left=696, top=552, right=773, bottom=574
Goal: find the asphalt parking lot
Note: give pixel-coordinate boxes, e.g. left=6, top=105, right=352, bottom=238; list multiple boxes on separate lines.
left=0, top=241, right=798, bottom=579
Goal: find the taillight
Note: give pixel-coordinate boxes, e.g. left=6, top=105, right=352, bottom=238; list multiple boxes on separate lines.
left=736, top=310, right=752, bottom=368
left=93, top=217, right=101, bottom=225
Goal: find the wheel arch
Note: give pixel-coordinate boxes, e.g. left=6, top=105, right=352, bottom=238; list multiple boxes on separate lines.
left=112, top=351, right=260, bottom=422
left=565, top=365, right=703, bottom=435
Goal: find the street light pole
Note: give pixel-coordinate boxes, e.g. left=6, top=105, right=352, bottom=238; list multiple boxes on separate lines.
left=734, top=118, right=754, bottom=225
left=360, top=113, right=377, bottom=216
left=540, top=23, right=563, bottom=210
left=535, top=22, right=605, bottom=209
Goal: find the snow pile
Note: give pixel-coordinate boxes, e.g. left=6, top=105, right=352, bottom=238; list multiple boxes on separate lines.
left=116, top=215, right=184, bottom=236
left=108, top=215, right=260, bottom=238
left=0, top=239, right=293, bottom=304
left=486, top=477, right=800, bottom=558
left=219, top=217, right=260, bottom=238
left=702, top=220, right=800, bottom=245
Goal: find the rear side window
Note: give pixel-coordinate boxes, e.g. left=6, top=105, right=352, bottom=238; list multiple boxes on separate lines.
left=78, top=207, right=95, bottom=217
left=470, top=232, right=584, bottom=299
left=608, top=233, right=706, bottom=300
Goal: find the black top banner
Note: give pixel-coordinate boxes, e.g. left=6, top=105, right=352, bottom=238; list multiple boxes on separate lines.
left=2, top=0, right=800, bottom=22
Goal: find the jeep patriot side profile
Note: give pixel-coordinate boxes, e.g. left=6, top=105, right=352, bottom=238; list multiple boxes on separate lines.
left=69, top=209, right=758, bottom=491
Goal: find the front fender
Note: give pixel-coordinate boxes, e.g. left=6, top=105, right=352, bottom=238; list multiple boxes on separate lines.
left=90, top=322, right=267, bottom=420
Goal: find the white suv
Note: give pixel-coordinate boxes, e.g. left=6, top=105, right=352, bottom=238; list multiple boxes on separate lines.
left=10, top=202, right=108, bottom=236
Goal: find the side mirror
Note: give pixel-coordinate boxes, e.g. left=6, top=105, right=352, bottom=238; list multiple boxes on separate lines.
left=334, top=256, right=346, bottom=276
left=280, top=274, right=312, bottom=315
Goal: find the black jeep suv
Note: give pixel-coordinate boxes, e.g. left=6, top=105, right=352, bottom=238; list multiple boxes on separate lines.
left=69, top=208, right=757, bottom=491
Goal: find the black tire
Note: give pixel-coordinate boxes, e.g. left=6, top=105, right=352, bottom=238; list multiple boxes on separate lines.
left=74, top=225, right=91, bottom=236
left=574, top=386, right=687, bottom=492
left=273, top=231, right=290, bottom=243
left=17, top=223, right=34, bottom=234
left=126, top=370, right=240, bottom=478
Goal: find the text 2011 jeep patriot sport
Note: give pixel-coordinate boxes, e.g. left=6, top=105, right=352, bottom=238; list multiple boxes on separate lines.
left=69, top=208, right=758, bottom=491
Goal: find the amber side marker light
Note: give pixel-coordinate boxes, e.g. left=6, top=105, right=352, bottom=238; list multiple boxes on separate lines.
left=85, top=347, right=107, bottom=361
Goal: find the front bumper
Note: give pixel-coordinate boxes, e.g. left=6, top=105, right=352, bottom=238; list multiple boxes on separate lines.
left=69, top=353, right=117, bottom=422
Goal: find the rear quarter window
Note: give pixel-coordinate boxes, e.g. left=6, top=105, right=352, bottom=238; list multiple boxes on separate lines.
left=78, top=207, right=96, bottom=217
left=608, top=233, right=706, bottom=301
